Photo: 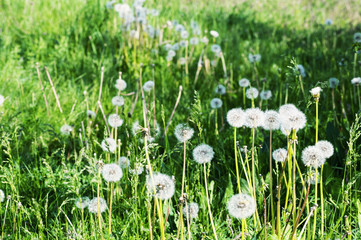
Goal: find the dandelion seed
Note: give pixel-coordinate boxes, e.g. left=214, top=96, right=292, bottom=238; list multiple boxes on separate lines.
left=75, top=197, right=90, bottom=209
left=211, top=44, right=221, bottom=54
left=60, top=124, right=73, bottom=135
left=146, top=173, right=175, bottom=200
left=260, top=90, right=272, bottom=100
left=226, top=108, right=245, bottom=128
left=296, top=65, right=306, bottom=78
left=112, top=96, right=125, bottom=107
left=329, top=78, right=339, bottom=88
left=143, top=81, right=154, bottom=92
left=272, top=148, right=287, bottom=162
left=0, top=189, right=4, bottom=202
left=210, top=30, right=219, bottom=38
left=115, top=78, right=127, bottom=91
left=87, top=110, right=96, bottom=119
left=354, top=32, right=361, bottom=43
left=129, top=162, right=144, bottom=175
left=248, top=54, right=261, bottom=63
left=239, top=78, right=250, bottom=88
left=118, top=156, right=130, bottom=168
left=174, top=124, right=194, bottom=142
left=88, top=197, right=107, bottom=214
left=0, top=95, right=4, bottom=106
left=310, top=87, right=322, bottom=97
left=263, top=110, right=281, bottom=130
left=102, top=163, right=123, bottom=182
left=324, top=19, right=333, bottom=25
left=315, top=140, right=334, bottom=159
left=210, top=98, right=223, bottom=109
left=246, top=87, right=259, bottom=99
left=190, top=37, right=199, bottom=45
left=101, top=138, right=116, bottom=153
left=108, top=114, right=123, bottom=128
left=166, top=55, right=173, bottom=62
left=132, top=121, right=142, bottom=135
left=302, top=146, right=326, bottom=168
left=351, top=77, right=361, bottom=85
left=227, top=193, right=256, bottom=219
left=245, top=108, right=264, bottom=128
left=183, top=202, right=199, bottom=219
left=193, top=144, right=215, bottom=164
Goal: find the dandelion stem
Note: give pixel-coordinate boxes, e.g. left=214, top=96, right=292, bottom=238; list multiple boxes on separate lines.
left=97, top=167, right=103, bottom=240
left=95, top=66, right=104, bottom=116
left=269, top=130, right=275, bottom=234
left=234, top=128, right=241, bottom=194
left=108, top=182, right=114, bottom=235
left=203, top=163, right=218, bottom=240
left=312, top=168, right=318, bottom=240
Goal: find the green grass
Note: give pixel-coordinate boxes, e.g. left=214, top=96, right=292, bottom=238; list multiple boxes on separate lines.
left=1, top=0, right=361, bottom=239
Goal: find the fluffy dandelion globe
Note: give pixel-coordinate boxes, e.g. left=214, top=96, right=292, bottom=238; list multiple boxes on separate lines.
left=179, top=57, right=187, bottom=65
left=166, top=55, right=173, bottom=62
left=164, top=43, right=172, bottom=51
left=75, top=197, right=90, bottom=209
left=146, top=173, right=175, bottom=200
left=296, top=64, right=306, bottom=77
left=101, top=138, right=116, bottom=153
left=210, top=98, right=223, bottom=109
left=115, top=78, right=127, bottom=91
left=239, top=78, right=250, bottom=88
left=183, top=202, right=199, bottom=219
left=106, top=1, right=115, bottom=9
left=112, top=96, right=125, bottom=107
left=0, top=189, right=4, bottom=202
left=310, top=87, right=322, bottom=97
left=227, top=108, right=245, bottom=128
left=260, top=90, right=272, bottom=100
left=108, top=114, right=123, bottom=128
left=172, top=43, right=180, bottom=51
left=210, top=30, right=219, bottom=38
left=143, top=81, right=154, bottom=92
left=181, top=30, right=189, bottom=39
left=302, top=146, right=326, bottom=168
left=279, top=104, right=307, bottom=132
left=329, top=78, right=339, bottom=88
left=245, top=108, right=265, bottom=128
left=263, top=110, right=281, bottom=130
left=174, top=124, right=194, bottom=142
left=179, top=40, right=188, bottom=48
left=190, top=37, right=199, bottom=45
left=102, top=163, right=123, bottom=182
left=60, top=124, right=73, bottom=135
left=315, top=140, right=334, bottom=159
left=88, top=197, right=107, bottom=214
left=132, top=120, right=142, bottom=135
left=0, top=95, right=4, bottom=106
left=175, top=24, right=185, bottom=32
left=354, top=32, right=361, bottom=43
left=211, top=44, right=221, bottom=54
left=215, top=84, right=226, bottom=95
left=308, top=171, right=320, bottom=185
left=351, top=77, right=361, bottom=85
left=87, top=110, right=96, bottom=119
left=325, top=19, right=333, bottom=25
left=129, top=162, right=144, bottom=175
left=168, top=50, right=176, bottom=58
left=201, top=36, right=209, bottom=44
left=227, top=193, right=256, bottom=219
left=246, top=87, right=259, bottom=99
left=118, top=156, right=130, bottom=168
left=193, top=144, right=215, bottom=164
left=248, top=54, right=261, bottom=63
left=272, top=148, right=287, bottom=162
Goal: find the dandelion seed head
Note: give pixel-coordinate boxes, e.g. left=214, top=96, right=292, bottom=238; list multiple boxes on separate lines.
left=239, top=78, right=250, bottom=88
left=179, top=40, right=188, bottom=47
left=174, top=124, right=194, bottom=142
left=302, top=146, right=326, bottom=168
left=354, top=32, right=361, bottom=43
left=168, top=50, right=176, bottom=58
left=190, top=37, right=199, bottom=45
left=248, top=54, right=261, bottom=63
left=211, top=44, right=221, bottom=54
left=102, top=163, right=123, bottom=182
left=0, top=189, right=4, bottom=202
left=0, top=95, right=4, bottom=106
left=147, top=173, right=175, bottom=200
left=181, top=30, right=189, bottom=39
left=179, top=57, right=186, bottom=65
left=87, top=110, right=96, bottom=119
left=75, top=197, right=90, bottom=209
left=60, top=124, right=73, bottom=135
left=263, top=110, right=281, bottom=130
left=129, top=162, right=144, bottom=175
left=183, top=202, right=199, bottom=219
left=201, top=36, right=209, bottom=44
left=329, top=78, right=339, bottom=88
left=115, top=79, right=127, bottom=91
left=260, top=90, right=272, bottom=100
left=272, top=148, right=287, bottom=162
left=245, top=108, right=265, bottom=128
left=246, top=87, right=259, bottom=99
left=193, top=144, right=215, bottom=164
left=310, top=87, right=322, bottom=97
left=325, top=19, right=333, bottom=25
left=88, top=197, right=107, bottom=214
left=132, top=121, right=142, bottom=135
left=279, top=105, right=306, bottom=132
left=351, top=77, right=361, bottom=85
left=215, top=84, right=226, bottom=95
left=143, top=81, right=154, bottom=92
left=315, top=140, right=334, bottom=159
left=210, top=30, right=219, bottom=38
left=108, top=114, right=123, bottom=128
left=164, top=43, right=172, bottom=51
left=227, top=193, right=256, bottom=219
left=101, top=138, right=116, bottom=153
left=112, top=96, right=125, bottom=107
left=296, top=65, right=306, bottom=77
left=172, top=43, right=180, bottom=51
left=118, top=156, right=130, bottom=168
left=210, top=98, right=223, bottom=109
left=227, top=108, right=245, bottom=128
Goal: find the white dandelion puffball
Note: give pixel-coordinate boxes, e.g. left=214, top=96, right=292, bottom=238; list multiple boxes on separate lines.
left=227, top=108, right=245, bottom=128
left=354, top=32, right=361, bottom=43
left=129, top=162, right=144, bottom=175
left=101, top=138, right=116, bottom=153
left=310, top=87, right=322, bottom=96
left=239, top=78, right=250, bottom=88
left=227, top=193, right=256, bottom=219
left=325, top=19, right=333, bottom=25
left=211, top=44, right=221, bottom=54
left=245, top=108, right=265, bottom=128
left=179, top=57, right=187, bottom=65
left=215, top=84, right=226, bottom=95
left=201, top=36, right=209, bottom=44
left=75, top=197, right=90, bottom=209
left=60, top=124, right=73, bottom=135
left=246, top=87, right=259, bottom=99
left=112, top=96, right=125, bottom=107
left=166, top=55, right=173, bottom=62
left=183, top=202, right=199, bottom=219
left=118, top=156, right=130, bottom=168
left=108, top=114, right=123, bottom=128
left=263, top=110, right=281, bottom=130
left=106, top=1, right=115, bottom=9
left=179, top=40, right=188, bottom=48
left=180, top=30, right=189, bottom=39
left=308, top=171, right=320, bottom=185
left=172, top=43, right=179, bottom=51
left=193, top=144, right=215, bottom=164
left=164, top=43, right=172, bottom=51
left=351, top=77, right=361, bottom=85
left=87, top=110, right=96, bottom=119
left=88, top=197, right=107, bottom=214
left=115, top=79, right=127, bottom=91
left=302, top=146, right=326, bottom=168
left=0, top=95, right=4, bottom=106
left=329, top=78, right=339, bottom=88
left=279, top=104, right=307, bottom=132
left=296, top=65, right=306, bottom=78
left=102, top=163, right=123, bottom=182
left=248, top=54, right=261, bottom=63
left=143, top=81, right=154, bottom=92
left=190, top=37, right=199, bottom=45
left=260, top=90, right=272, bottom=100
left=174, top=124, right=194, bottom=142
left=0, top=189, right=4, bottom=202
left=210, top=30, right=219, bottom=38
left=132, top=120, right=142, bottom=135
left=147, top=173, right=175, bottom=200
left=315, top=140, right=334, bottom=159
left=273, top=148, right=287, bottom=162
left=210, top=98, right=223, bottom=109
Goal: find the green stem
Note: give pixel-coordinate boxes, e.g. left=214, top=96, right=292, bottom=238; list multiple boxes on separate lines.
left=312, top=168, right=318, bottom=240
left=203, top=163, right=218, bottom=240
left=269, top=130, right=275, bottom=234
left=234, top=128, right=241, bottom=194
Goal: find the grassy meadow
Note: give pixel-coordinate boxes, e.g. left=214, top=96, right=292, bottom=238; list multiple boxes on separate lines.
left=1, top=0, right=361, bottom=239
